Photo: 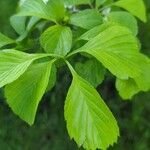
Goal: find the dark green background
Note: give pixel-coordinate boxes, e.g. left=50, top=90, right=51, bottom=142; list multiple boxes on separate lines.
left=0, top=0, right=150, bottom=150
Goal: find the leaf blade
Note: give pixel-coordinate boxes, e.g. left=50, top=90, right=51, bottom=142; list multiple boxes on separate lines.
left=65, top=62, right=119, bottom=150
left=107, top=11, right=138, bottom=36
left=116, top=53, right=150, bottom=100
left=5, top=60, right=55, bottom=125
left=17, top=0, right=65, bottom=22
left=116, top=78, right=140, bottom=100
left=64, top=0, right=91, bottom=5
left=69, top=9, right=103, bottom=29
left=114, top=0, right=147, bottom=22
left=10, top=15, right=27, bottom=35
left=75, top=59, right=106, bottom=87
left=78, top=25, right=140, bottom=79
left=0, top=33, right=14, bottom=48
left=0, top=49, right=48, bottom=88
left=40, top=25, right=72, bottom=56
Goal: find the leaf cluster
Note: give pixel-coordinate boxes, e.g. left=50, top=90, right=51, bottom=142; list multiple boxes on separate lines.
left=0, top=0, right=149, bottom=149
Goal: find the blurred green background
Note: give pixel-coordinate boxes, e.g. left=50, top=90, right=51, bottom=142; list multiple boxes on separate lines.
left=0, top=0, right=150, bottom=150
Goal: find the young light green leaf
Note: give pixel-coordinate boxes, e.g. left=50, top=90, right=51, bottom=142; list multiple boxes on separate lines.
left=40, top=25, right=72, bottom=56
left=0, top=33, right=15, bottom=48
left=0, top=49, right=49, bottom=88
left=107, top=11, right=138, bottom=36
left=65, top=62, right=119, bottom=150
left=76, top=25, right=141, bottom=79
left=69, top=9, right=103, bottom=29
left=75, top=59, right=105, bottom=87
left=116, top=78, right=140, bottom=100
left=5, top=60, right=55, bottom=125
left=64, top=0, right=91, bottom=5
left=114, top=0, right=147, bottom=22
left=17, top=0, right=65, bottom=23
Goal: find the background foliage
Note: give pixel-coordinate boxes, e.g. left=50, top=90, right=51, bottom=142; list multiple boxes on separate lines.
left=0, top=0, right=150, bottom=150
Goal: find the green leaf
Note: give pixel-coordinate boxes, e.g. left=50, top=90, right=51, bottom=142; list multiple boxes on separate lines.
left=64, top=0, right=91, bottom=5
left=17, top=0, right=51, bottom=20
left=96, top=0, right=107, bottom=8
left=77, top=25, right=141, bottom=79
left=114, top=0, right=147, bottom=22
left=26, top=17, right=40, bottom=31
left=10, top=15, right=27, bottom=35
left=46, top=0, right=66, bottom=22
left=0, top=33, right=14, bottom=48
left=133, top=54, right=150, bottom=91
left=40, top=25, right=72, bottom=56
left=69, top=9, right=103, bottom=29
left=17, top=0, right=65, bottom=23
left=116, top=78, right=140, bottom=100
left=79, top=22, right=116, bottom=41
left=0, top=49, right=48, bottom=88
left=116, top=53, right=150, bottom=100
left=5, top=60, right=54, bottom=125
left=65, top=62, right=119, bottom=150
left=10, top=15, right=40, bottom=41
left=77, top=24, right=150, bottom=99
left=46, top=64, right=57, bottom=92
left=75, top=59, right=105, bottom=87
left=107, top=11, right=138, bottom=36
